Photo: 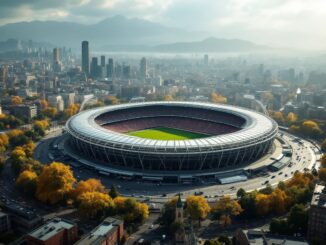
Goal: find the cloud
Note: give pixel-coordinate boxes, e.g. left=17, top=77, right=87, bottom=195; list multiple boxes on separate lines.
left=0, top=0, right=325, bottom=49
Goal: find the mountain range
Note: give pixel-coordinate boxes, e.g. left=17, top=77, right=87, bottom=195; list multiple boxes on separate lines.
left=0, top=15, right=269, bottom=53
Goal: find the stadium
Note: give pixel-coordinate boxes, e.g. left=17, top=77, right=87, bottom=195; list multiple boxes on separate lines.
left=65, top=101, right=278, bottom=180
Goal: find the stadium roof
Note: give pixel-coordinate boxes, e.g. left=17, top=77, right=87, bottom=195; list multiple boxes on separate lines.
left=66, top=101, right=278, bottom=153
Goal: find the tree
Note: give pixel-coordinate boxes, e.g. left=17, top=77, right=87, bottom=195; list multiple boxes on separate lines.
left=270, top=111, right=284, bottom=124
left=40, top=99, right=48, bottom=110
left=42, top=107, right=58, bottom=119
left=322, top=139, right=326, bottom=152
left=164, top=94, right=173, bottom=101
left=0, top=134, right=9, bottom=153
left=109, top=184, right=119, bottom=199
left=64, top=104, right=80, bottom=119
left=36, top=162, right=76, bottom=204
left=238, top=191, right=257, bottom=218
left=0, top=156, right=5, bottom=172
left=270, top=188, right=291, bottom=214
left=114, top=197, right=149, bottom=224
left=318, top=168, right=326, bottom=182
left=104, top=95, right=119, bottom=105
left=78, top=191, right=114, bottom=219
left=212, top=196, right=243, bottom=225
left=320, top=154, right=326, bottom=168
left=211, top=92, right=227, bottom=104
left=236, top=188, right=246, bottom=199
left=286, top=112, right=298, bottom=124
left=287, top=204, right=308, bottom=234
left=11, top=96, right=22, bottom=105
left=33, top=120, right=49, bottom=136
left=16, top=170, right=38, bottom=195
left=301, top=120, right=323, bottom=137
left=73, top=178, right=106, bottom=200
left=160, top=197, right=178, bottom=227
left=186, top=196, right=210, bottom=225
left=255, top=193, right=272, bottom=216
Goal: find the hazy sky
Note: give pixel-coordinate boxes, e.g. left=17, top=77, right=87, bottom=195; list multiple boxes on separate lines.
left=1, top=0, right=326, bottom=50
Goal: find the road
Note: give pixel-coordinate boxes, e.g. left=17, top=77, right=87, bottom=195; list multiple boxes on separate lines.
left=33, top=130, right=320, bottom=203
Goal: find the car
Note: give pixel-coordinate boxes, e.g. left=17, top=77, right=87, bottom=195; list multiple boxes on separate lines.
left=264, top=180, right=269, bottom=184
left=284, top=174, right=288, bottom=177
left=278, top=172, right=283, bottom=175
left=162, top=193, right=167, bottom=197
left=194, top=191, right=203, bottom=196
left=271, top=176, right=275, bottom=179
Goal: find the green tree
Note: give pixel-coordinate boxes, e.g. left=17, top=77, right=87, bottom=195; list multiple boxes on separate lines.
left=109, top=184, right=119, bottom=199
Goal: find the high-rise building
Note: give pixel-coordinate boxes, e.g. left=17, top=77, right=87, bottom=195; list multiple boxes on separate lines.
left=81, top=41, right=89, bottom=75
left=204, top=54, right=209, bottom=66
left=107, top=58, right=114, bottom=78
left=140, top=57, right=147, bottom=78
left=90, top=57, right=99, bottom=78
left=100, top=55, right=105, bottom=67
left=0, top=65, right=8, bottom=90
left=53, top=48, right=60, bottom=63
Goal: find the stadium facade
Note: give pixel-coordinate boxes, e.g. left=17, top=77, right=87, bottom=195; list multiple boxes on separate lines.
left=65, top=101, right=278, bottom=178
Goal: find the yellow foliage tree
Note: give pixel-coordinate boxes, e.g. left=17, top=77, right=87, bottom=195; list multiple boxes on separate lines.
left=301, top=120, right=323, bottom=136
left=211, top=92, right=227, bottom=104
left=36, top=162, right=76, bottom=204
left=11, top=146, right=26, bottom=160
left=11, top=96, right=23, bottom=105
left=6, top=129, right=24, bottom=139
left=43, top=107, right=58, bottom=118
left=212, top=196, right=243, bottom=225
left=16, top=170, right=38, bottom=195
left=270, top=188, right=291, bottom=214
left=287, top=171, right=313, bottom=188
left=113, top=197, right=149, bottom=224
left=73, top=178, right=106, bottom=200
left=164, top=94, right=173, bottom=101
left=105, top=95, right=119, bottom=105
left=78, top=191, right=114, bottom=219
left=40, top=99, right=48, bottom=110
left=255, top=193, right=272, bottom=216
left=186, top=196, right=210, bottom=225
left=64, top=104, right=80, bottom=118
left=0, top=134, right=9, bottom=153
left=286, top=112, right=298, bottom=124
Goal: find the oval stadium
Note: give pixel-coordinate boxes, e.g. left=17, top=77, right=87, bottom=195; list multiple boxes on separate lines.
left=65, top=101, right=278, bottom=180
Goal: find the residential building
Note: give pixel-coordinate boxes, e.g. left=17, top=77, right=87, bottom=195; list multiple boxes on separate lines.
left=307, top=184, right=326, bottom=243
left=0, top=211, right=11, bottom=233
left=26, top=218, right=78, bottom=245
left=12, top=104, right=37, bottom=121
left=76, top=217, right=123, bottom=245
left=48, top=95, right=64, bottom=111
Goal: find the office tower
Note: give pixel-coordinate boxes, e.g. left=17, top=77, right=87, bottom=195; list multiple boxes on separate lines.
left=107, top=58, right=114, bottom=78
left=204, top=54, right=209, bottom=66
left=140, top=57, right=147, bottom=78
left=81, top=41, right=89, bottom=75
left=90, top=57, right=99, bottom=78
left=53, top=48, right=60, bottom=62
left=100, top=55, right=105, bottom=67
left=123, top=65, right=131, bottom=79
left=0, top=65, right=8, bottom=90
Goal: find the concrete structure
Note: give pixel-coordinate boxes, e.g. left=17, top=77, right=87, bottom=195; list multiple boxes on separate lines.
left=66, top=102, right=278, bottom=180
left=82, top=41, right=90, bottom=75
left=0, top=211, right=11, bottom=233
left=12, top=104, right=37, bottom=121
left=76, top=217, right=123, bottom=245
left=62, top=93, right=75, bottom=108
left=26, top=218, right=78, bottom=245
left=48, top=95, right=64, bottom=111
left=235, top=229, right=309, bottom=245
left=307, top=184, right=326, bottom=243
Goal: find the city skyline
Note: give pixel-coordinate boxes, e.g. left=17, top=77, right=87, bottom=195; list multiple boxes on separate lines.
left=0, top=1, right=326, bottom=50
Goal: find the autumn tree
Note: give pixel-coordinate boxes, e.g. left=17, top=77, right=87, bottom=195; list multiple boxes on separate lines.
left=186, top=196, right=210, bottom=225
left=255, top=193, right=272, bottom=217
left=160, top=197, right=178, bottom=227
left=320, top=154, right=326, bottom=168
left=33, top=120, right=49, bottom=136
left=40, top=99, right=48, bottom=110
left=286, top=112, right=298, bottom=124
left=270, top=188, right=291, bottom=214
left=321, top=139, right=326, bottom=152
left=0, top=133, right=9, bottom=153
left=164, top=94, right=173, bottom=101
left=64, top=104, right=80, bottom=119
left=0, top=156, right=5, bottom=172
left=269, top=111, right=284, bottom=124
left=73, top=178, right=106, bottom=200
left=11, top=96, right=23, bottom=105
left=36, top=162, right=76, bottom=204
left=318, top=168, right=326, bottom=182
left=211, top=92, right=227, bottom=104
left=16, top=170, right=38, bottom=195
left=104, top=95, right=119, bottom=105
left=114, top=197, right=149, bottom=224
left=109, top=184, right=119, bottom=199
left=301, top=120, right=323, bottom=137
left=78, top=191, right=114, bottom=219
left=42, top=107, right=58, bottom=119
left=212, top=196, right=243, bottom=225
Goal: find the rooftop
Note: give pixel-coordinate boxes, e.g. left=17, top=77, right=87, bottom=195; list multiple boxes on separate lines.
left=76, top=218, right=122, bottom=245
left=311, top=184, right=326, bottom=208
left=28, top=218, right=76, bottom=241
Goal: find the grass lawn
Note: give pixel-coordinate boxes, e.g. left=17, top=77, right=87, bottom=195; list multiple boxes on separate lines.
left=127, top=127, right=208, bottom=140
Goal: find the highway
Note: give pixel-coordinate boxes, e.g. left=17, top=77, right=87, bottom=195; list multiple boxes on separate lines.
left=34, top=129, right=321, bottom=204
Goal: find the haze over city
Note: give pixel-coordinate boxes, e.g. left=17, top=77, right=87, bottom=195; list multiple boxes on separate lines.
left=1, top=1, right=326, bottom=245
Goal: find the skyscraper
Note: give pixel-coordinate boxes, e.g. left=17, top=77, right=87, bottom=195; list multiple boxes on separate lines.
left=81, top=41, right=89, bottom=75
left=90, top=57, right=99, bottom=78
left=107, top=58, right=114, bottom=78
left=140, top=57, right=147, bottom=79
left=100, top=55, right=105, bottom=67
left=204, top=54, right=209, bottom=66
left=53, top=48, right=60, bottom=63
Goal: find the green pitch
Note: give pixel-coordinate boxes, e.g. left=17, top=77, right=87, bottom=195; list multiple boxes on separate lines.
left=127, top=127, right=208, bottom=140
